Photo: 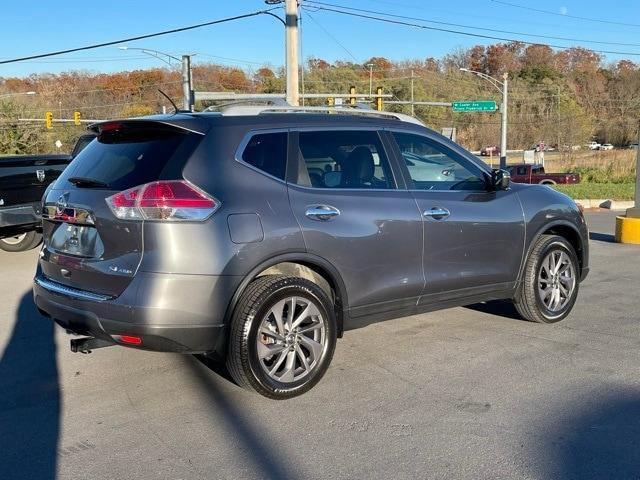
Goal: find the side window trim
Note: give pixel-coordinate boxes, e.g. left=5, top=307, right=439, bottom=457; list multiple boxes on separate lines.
left=387, top=129, right=489, bottom=192
left=288, top=127, right=400, bottom=191
left=234, top=128, right=290, bottom=184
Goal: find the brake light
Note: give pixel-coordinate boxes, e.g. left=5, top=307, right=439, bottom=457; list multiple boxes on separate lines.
left=106, top=180, right=219, bottom=221
left=98, top=122, right=125, bottom=133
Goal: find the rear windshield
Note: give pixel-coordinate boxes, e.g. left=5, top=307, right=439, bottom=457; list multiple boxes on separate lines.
left=59, top=125, right=199, bottom=190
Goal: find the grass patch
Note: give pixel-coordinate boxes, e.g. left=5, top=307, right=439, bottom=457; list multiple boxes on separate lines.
left=551, top=183, right=636, bottom=200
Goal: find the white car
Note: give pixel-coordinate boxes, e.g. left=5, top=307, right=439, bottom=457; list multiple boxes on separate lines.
left=599, top=143, right=614, bottom=151
left=586, top=141, right=601, bottom=150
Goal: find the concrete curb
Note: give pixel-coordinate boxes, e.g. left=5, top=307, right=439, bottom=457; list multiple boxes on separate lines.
left=574, top=199, right=635, bottom=210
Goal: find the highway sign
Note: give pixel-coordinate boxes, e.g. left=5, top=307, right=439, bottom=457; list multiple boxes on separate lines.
left=452, top=101, right=497, bottom=112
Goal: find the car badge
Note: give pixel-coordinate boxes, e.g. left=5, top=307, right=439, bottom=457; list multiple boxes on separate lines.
left=36, top=169, right=46, bottom=182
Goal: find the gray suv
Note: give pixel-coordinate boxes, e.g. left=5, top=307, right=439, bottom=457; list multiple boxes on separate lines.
left=33, top=108, right=589, bottom=399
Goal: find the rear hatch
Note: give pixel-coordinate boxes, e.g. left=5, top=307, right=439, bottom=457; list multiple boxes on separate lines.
left=40, top=120, right=205, bottom=297
left=0, top=154, right=70, bottom=208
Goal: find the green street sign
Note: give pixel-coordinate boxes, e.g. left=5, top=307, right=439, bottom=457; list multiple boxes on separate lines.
left=452, top=101, right=497, bottom=112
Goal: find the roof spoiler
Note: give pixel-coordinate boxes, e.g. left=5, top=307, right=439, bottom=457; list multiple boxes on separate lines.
left=88, top=118, right=208, bottom=136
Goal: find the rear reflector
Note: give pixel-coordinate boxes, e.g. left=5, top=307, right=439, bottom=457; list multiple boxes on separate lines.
left=115, top=335, right=142, bottom=345
left=106, top=180, right=219, bottom=221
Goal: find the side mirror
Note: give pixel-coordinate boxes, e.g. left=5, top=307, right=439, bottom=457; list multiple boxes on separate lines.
left=491, top=169, right=511, bottom=190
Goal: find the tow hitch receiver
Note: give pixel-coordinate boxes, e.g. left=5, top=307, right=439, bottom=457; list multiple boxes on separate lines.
left=70, top=337, right=115, bottom=354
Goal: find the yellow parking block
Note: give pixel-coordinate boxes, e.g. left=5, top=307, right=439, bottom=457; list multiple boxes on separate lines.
left=615, top=215, right=640, bottom=244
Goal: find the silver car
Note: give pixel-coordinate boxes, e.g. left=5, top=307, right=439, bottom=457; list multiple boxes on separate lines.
left=34, top=109, right=589, bottom=399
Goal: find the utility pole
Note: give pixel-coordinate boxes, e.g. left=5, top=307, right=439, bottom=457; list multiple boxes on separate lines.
left=181, top=55, right=193, bottom=111
left=500, top=72, right=508, bottom=170
left=285, top=0, right=300, bottom=106
left=410, top=70, right=415, bottom=117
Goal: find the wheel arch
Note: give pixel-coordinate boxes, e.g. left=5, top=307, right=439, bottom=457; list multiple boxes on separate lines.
left=520, top=221, right=585, bottom=282
left=223, top=252, right=348, bottom=338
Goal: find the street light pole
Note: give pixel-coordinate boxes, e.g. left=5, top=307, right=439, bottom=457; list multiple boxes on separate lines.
left=410, top=69, right=415, bottom=117
left=500, top=72, right=508, bottom=171
left=367, top=63, right=374, bottom=98
left=118, top=47, right=193, bottom=111
left=460, top=68, right=509, bottom=170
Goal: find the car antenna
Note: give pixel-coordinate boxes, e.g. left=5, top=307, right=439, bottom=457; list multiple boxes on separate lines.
left=158, top=89, right=179, bottom=114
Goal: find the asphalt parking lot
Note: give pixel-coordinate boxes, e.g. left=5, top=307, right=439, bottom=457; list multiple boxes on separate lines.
left=1, top=210, right=639, bottom=480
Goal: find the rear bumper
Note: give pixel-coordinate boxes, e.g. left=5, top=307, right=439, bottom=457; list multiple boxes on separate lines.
left=33, top=270, right=240, bottom=354
left=0, top=202, right=41, bottom=236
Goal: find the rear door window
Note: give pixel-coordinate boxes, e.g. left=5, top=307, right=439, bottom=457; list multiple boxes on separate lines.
left=295, top=130, right=395, bottom=189
left=58, top=124, right=199, bottom=190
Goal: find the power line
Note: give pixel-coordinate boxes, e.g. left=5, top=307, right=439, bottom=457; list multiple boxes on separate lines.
left=303, top=2, right=640, bottom=57
left=491, top=0, right=640, bottom=29
left=0, top=9, right=280, bottom=65
left=306, top=0, right=640, bottom=48
left=303, top=10, right=359, bottom=62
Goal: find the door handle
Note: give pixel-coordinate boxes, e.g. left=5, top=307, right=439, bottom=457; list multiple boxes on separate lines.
left=305, top=205, right=341, bottom=221
left=423, top=207, right=450, bottom=220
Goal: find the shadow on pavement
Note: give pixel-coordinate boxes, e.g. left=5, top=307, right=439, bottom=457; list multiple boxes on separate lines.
left=183, top=355, right=300, bottom=480
left=589, top=231, right=615, bottom=243
left=0, top=292, right=60, bottom=480
left=536, top=389, right=640, bottom=479
left=465, top=299, right=526, bottom=321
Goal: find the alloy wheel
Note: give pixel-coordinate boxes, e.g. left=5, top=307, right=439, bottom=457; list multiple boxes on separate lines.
left=538, top=249, right=576, bottom=312
left=1, top=233, right=27, bottom=245
left=256, top=296, right=326, bottom=383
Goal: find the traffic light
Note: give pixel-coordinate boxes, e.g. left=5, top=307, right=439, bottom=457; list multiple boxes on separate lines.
left=376, top=87, right=383, bottom=111
left=349, top=86, right=356, bottom=106
left=73, top=111, right=81, bottom=126
left=45, top=111, right=53, bottom=129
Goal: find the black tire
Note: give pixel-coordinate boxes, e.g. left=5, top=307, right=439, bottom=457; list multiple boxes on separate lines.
left=226, top=275, right=337, bottom=399
left=514, top=234, right=580, bottom=323
left=0, top=231, right=42, bottom=252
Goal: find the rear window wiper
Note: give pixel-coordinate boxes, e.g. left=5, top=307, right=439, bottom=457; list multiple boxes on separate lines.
left=67, top=176, right=110, bottom=188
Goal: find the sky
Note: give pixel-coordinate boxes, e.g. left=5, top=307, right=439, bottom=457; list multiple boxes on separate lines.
left=2, top=0, right=640, bottom=78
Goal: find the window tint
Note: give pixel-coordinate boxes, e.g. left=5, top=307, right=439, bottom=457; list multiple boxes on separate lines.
left=392, top=132, right=486, bottom=191
left=296, top=130, right=394, bottom=189
left=517, top=166, right=527, bottom=175
left=60, top=126, right=198, bottom=190
left=241, top=132, right=287, bottom=180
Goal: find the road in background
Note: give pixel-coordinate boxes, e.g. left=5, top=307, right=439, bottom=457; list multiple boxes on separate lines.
left=1, top=211, right=638, bottom=480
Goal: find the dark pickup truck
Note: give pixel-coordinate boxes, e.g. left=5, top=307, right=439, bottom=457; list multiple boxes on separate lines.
left=0, top=154, right=71, bottom=251
left=0, top=133, right=95, bottom=251
left=508, top=163, right=580, bottom=185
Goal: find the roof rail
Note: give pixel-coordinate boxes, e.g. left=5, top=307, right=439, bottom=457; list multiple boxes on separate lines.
left=219, top=104, right=425, bottom=126
left=203, top=98, right=290, bottom=112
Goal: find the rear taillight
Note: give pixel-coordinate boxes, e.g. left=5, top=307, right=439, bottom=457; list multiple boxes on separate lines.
left=106, top=180, right=219, bottom=221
